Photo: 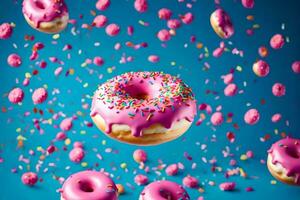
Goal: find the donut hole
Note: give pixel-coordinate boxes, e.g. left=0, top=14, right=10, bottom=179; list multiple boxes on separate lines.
left=78, top=180, right=94, bottom=193
left=159, top=189, right=172, bottom=199
left=35, top=1, right=45, bottom=9
left=124, top=84, right=151, bottom=100
left=286, top=147, right=300, bottom=159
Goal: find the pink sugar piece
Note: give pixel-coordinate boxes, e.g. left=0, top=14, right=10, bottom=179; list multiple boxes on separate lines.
left=134, top=174, right=148, bottom=185
left=7, top=53, right=22, bottom=67
left=184, top=152, right=193, bottom=160
left=69, top=147, right=85, bottom=163
left=219, top=182, right=236, bottom=191
left=32, top=88, right=48, bottom=104
left=96, top=0, right=110, bottom=11
left=165, top=164, right=179, bottom=176
left=246, top=187, right=254, bottom=192
left=30, top=51, right=38, bottom=61
left=8, top=88, right=24, bottom=104
left=134, top=0, right=148, bottom=13
left=59, top=118, right=73, bottom=131
left=21, top=172, right=38, bottom=186
left=0, top=23, right=13, bottom=39
left=182, top=175, right=199, bottom=188
left=93, top=15, right=107, bottom=28
left=158, top=8, right=172, bottom=20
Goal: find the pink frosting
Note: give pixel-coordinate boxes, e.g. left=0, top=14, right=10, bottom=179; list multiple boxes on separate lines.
left=270, top=34, right=285, bottom=49
left=105, top=24, right=120, bottom=36
left=139, top=180, right=190, bottom=200
left=61, top=170, right=118, bottom=200
left=268, top=137, right=300, bottom=184
left=158, top=8, right=172, bottom=20
left=8, top=88, right=24, bottom=104
left=69, top=147, right=85, bottom=163
left=32, top=87, right=48, bottom=104
left=244, top=108, right=260, bottom=125
left=272, top=83, right=286, bottom=97
left=133, top=149, right=147, bottom=163
left=211, top=9, right=234, bottom=39
left=7, top=53, right=22, bottom=67
left=22, top=0, right=68, bottom=28
left=90, top=72, right=196, bottom=137
left=157, top=29, right=171, bottom=41
left=0, top=23, right=13, bottom=39
left=134, top=0, right=148, bottom=13
left=21, top=172, right=38, bottom=186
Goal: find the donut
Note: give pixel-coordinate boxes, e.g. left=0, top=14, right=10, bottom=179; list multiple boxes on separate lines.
left=210, top=8, right=234, bottom=39
left=90, top=72, right=197, bottom=146
left=139, top=180, right=190, bottom=200
left=22, top=0, right=69, bottom=33
left=267, top=137, right=300, bottom=186
left=60, top=170, right=118, bottom=200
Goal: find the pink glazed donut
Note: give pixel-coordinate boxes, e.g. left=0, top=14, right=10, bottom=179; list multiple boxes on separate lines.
left=210, top=8, right=234, bottom=39
left=60, top=170, right=118, bottom=200
left=139, top=180, right=190, bottom=200
left=22, top=0, right=69, bottom=33
left=90, top=72, right=197, bottom=146
left=267, top=137, right=300, bottom=186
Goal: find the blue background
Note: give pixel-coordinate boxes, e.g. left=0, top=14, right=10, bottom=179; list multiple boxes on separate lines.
left=0, top=0, right=300, bottom=199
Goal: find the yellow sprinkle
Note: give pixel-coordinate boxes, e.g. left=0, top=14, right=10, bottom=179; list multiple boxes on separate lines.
left=47, top=119, right=53, bottom=125
left=120, top=163, right=127, bottom=169
left=65, top=138, right=71, bottom=145
left=81, top=162, right=88, bottom=167
left=77, top=111, right=83, bottom=116
left=81, top=62, right=87, bottom=67
left=253, top=24, right=260, bottom=29
left=102, top=140, right=106, bottom=145
left=240, top=154, right=248, bottom=161
left=80, top=130, right=86, bottom=135
left=116, top=184, right=125, bottom=195
left=52, top=34, right=60, bottom=40
left=170, top=62, right=176, bottom=66
left=83, top=83, right=89, bottom=88
left=69, top=68, right=75, bottom=75
left=37, top=146, right=43, bottom=151
left=16, top=135, right=26, bottom=141
left=25, top=72, right=31, bottom=78
left=196, top=43, right=203, bottom=49
left=274, top=129, right=278, bottom=135
left=236, top=65, right=243, bottom=72
left=16, top=128, right=21, bottom=133
left=271, top=180, right=277, bottom=185
left=107, top=67, right=113, bottom=73
left=169, top=29, right=176, bottom=36
left=246, top=15, right=254, bottom=21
